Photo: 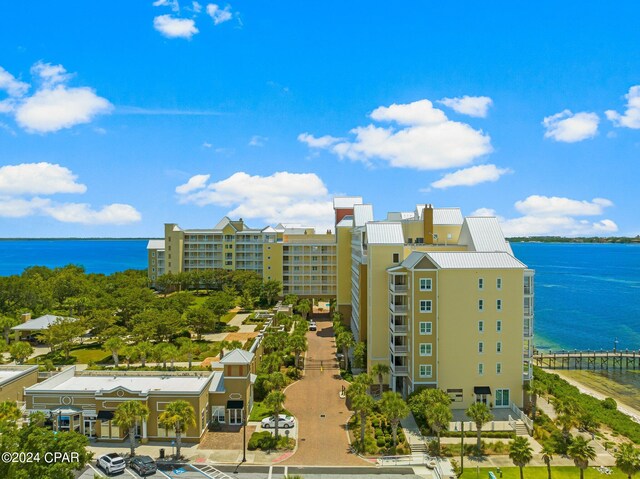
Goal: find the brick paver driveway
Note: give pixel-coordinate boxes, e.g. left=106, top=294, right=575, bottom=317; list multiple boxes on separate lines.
left=282, top=314, right=372, bottom=466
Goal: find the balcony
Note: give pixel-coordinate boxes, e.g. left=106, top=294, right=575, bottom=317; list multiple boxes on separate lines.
left=389, top=303, right=408, bottom=314
left=389, top=282, right=408, bottom=293
left=390, top=341, right=409, bottom=355
left=390, top=363, right=409, bottom=376
left=524, top=326, right=533, bottom=338
left=389, top=318, right=408, bottom=334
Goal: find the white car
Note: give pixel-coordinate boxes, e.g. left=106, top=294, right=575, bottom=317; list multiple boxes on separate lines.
left=97, top=453, right=126, bottom=475
left=261, top=414, right=295, bottom=429
left=309, top=321, right=317, bottom=331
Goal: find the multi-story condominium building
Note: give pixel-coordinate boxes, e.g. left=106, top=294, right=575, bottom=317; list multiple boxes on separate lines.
left=148, top=197, right=534, bottom=408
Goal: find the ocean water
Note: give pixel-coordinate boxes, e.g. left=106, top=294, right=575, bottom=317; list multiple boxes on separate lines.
left=0, top=239, right=149, bottom=276
left=0, top=240, right=638, bottom=351
left=511, top=243, right=640, bottom=351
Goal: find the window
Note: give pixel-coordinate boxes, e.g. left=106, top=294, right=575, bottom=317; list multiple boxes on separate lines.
left=312, top=256, right=318, bottom=261
left=267, top=256, right=271, bottom=260
left=478, top=341, right=484, bottom=353
left=267, top=266, right=271, bottom=270
left=419, top=300, right=432, bottom=313
left=419, top=364, right=433, bottom=378
left=152, top=252, right=155, bottom=257
left=447, top=233, right=452, bottom=240
left=497, top=341, right=502, bottom=353
left=419, top=343, right=433, bottom=356
left=478, top=299, right=484, bottom=311
left=419, top=322, right=432, bottom=335
left=478, top=363, right=484, bottom=375
left=312, top=266, right=318, bottom=271
left=496, top=363, right=502, bottom=374
left=420, top=278, right=432, bottom=291
left=497, top=299, right=502, bottom=311
left=212, top=406, right=225, bottom=423
left=495, top=388, right=510, bottom=407
left=447, top=388, right=463, bottom=402
left=478, top=320, right=484, bottom=332
left=478, top=278, right=484, bottom=290
left=497, top=320, right=502, bottom=332
left=392, top=253, right=400, bottom=263
left=497, top=278, right=502, bottom=290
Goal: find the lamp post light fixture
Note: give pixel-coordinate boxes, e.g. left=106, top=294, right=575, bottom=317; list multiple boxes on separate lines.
left=242, top=412, right=247, bottom=463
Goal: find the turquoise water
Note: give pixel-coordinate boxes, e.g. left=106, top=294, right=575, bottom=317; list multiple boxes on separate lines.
left=0, top=240, right=638, bottom=351
left=511, top=243, right=640, bottom=351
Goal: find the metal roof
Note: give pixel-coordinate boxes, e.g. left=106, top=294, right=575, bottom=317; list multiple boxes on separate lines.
left=400, top=251, right=426, bottom=269
left=459, top=217, right=510, bottom=252
left=365, top=222, right=404, bottom=244
left=208, top=371, right=225, bottom=393
left=336, top=216, right=353, bottom=227
left=426, top=251, right=526, bottom=269
left=12, top=315, right=78, bottom=331
left=146, top=239, right=165, bottom=250
left=387, top=212, right=416, bottom=220
left=219, top=349, right=254, bottom=365
left=333, top=196, right=363, bottom=209
left=434, top=208, right=464, bottom=225
left=353, top=204, right=374, bottom=227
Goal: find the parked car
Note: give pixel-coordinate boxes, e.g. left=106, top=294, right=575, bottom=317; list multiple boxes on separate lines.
left=129, top=455, right=157, bottom=476
left=261, top=414, right=295, bottom=429
left=309, top=321, right=317, bottom=331
left=97, top=453, right=126, bottom=475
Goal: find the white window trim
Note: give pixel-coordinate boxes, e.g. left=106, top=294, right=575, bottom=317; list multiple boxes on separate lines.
left=496, top=278, right=502, bottom=290
left=419, top=343, right=433, bottom=357
left=419, top=300, right=432, bottom=313
left=419, top=364, right=433, bottom=378
left=496, top=363, right=502, bottom=374
left=420, top=278, right=432, bottom=291
left=478, top=363, right=484, bottom=375
left=478, top=320, right=484, bottom=333
left=419, top=321, right=432, bottom=335
left=497, top=299, right=502, bottom=311
left=478, top=299, right=484, bottom=311
left=478, top=278, right=484, bottom=290
left=478, top=341, right=484, bottom=354
left=497, top=341, right=502, bottom=353
left=496, top=320, right=502, bottom=332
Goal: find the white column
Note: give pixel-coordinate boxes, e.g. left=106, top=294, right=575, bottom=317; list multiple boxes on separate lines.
left=142, top=419, right=147, bottom=439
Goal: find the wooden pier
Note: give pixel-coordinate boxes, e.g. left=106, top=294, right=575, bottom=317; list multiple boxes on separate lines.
left=533, top=350, right=640, bottom=370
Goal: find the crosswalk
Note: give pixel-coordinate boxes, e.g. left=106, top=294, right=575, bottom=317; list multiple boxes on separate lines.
left=194, top=464, right=234, bottom=479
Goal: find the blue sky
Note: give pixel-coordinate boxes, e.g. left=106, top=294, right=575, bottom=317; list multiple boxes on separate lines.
left=1, top=1, right=639, bottom=237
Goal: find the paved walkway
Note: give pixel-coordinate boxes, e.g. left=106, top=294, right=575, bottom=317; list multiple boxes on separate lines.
left=401, top=413, right=426, bottom=449
left=281, top=313, right=372, bottom=466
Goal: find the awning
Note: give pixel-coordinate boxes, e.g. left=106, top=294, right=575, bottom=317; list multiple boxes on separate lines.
left=51, top=407, right=81, bottom=416
left=474, top=386, right=492, bottom=395
left=97, top=410, right=114, bottom=420
left=226, top=400, right=244, bottom=410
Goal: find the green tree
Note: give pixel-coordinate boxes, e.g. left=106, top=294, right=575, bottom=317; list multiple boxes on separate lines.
left=154, top=342, right=177, bottom=368
left=121, top=344, right=139, bottom=368
left=615, top=443, right=640, bottom=479
left=567, top=436, right=597, bottom=479
left=288, top=334, right=307, bottom=368
left=264, top=390, right=287, bottom=439
left=220, top=339, right=243, bottom=358
left=177, top=337, right=199, bottom=369
left=0, top=314, right=20, bottom=343
left=524, top=379, right=546, bottom=421
left=426, top=403, right=452, bottom=456
left=205, top=290, right=235, bottom=323
left=541, top=441, right=555, bottom=479
left=262, top=331, right=288, bottom=354
left=509, top=436, right=533, bottom=479
left=296, top=300, right=311, bottom=320
left=409, top=388, right=452, bottom=455
left=353, top=341, right=366, bottom=370
left=260, top=280, right=282, bottom=306
left=336, top=330, right=355, bottom=369
left=379, top=391, right=410, bottom=448
left=113, top=400, right=150, bottom=457
left=371, top=363, right=390, bottom=397
left=260, top=352, right=284, bottom=374
left=159, top=400, right=196, bottom=459
left=466, top=402, right=493, bottom=455
left=346, top=374, right=374, bottom=452
left=185, top=307, right=215, bottom=341
left=48, top=317, right=86, bottom=360
left=103, top=337, right=125, bottom=367
left=0, top=400, right=21, bottom=426
left=553, top=397, right=581, bottom=440
left=264, top=371, right=287, bottom=393
left=9, top=341, right=33, bottom=364
left=135, top=341, right=154, bottom=367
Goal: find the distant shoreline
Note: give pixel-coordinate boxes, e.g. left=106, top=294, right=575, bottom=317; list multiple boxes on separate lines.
left=509, top=236, right=640, bottom=243
left=0, top=238, right=160, bottom=241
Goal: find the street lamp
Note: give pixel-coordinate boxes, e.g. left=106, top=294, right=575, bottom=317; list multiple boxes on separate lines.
left=242, top=411, right=247, bottom=463
left=614, top=337, right=619, bottom=353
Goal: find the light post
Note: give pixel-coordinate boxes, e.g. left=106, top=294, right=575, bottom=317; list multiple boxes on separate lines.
left=242, top=411, right=247, bottom=463
left=614, top=337, right=619, bottom=353
left=460, top=420, right=464, bottom=475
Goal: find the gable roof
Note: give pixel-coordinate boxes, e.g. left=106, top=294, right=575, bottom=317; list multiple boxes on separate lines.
left=337, top=215, right=353, bottom=228
left=353, top=204, right=374, bottom=227
left=146, top=239, right=165, bottom=250
left=219, top=349, right=254, bottom=365
left=458, top=216, right=512, bottom=253
left=366, top=222, right=404, bottom=244
left=12, top=315, right=78, bottom=331
left=434, top=208, right=464, bottom=225
left=426, top=251, right=526, bottom=269
left=333, top=196, right=363, bottom=209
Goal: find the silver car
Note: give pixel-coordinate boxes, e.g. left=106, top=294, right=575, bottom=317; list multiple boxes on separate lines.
left=261, top=414, right=295, bottom=429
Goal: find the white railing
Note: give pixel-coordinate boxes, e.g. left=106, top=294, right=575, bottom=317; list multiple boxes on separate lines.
left=377, top=453, right=437, bottom=467
left=511, top=402, right=533, bottom=433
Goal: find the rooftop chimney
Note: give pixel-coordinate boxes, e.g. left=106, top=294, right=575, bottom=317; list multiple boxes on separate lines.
left=424, top=204, right=434, bottom=245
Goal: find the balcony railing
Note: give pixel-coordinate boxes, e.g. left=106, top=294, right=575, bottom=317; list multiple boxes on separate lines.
left=390, top=364, right=409, bottom=375
left=524, top=326, right=533, bottom=338
left=389, top=320, right=408, bottom=334
left=389, top=283, right=408, bottom=293
left=390, top=341, right=409, bottom=355
left=389, top=303, right=408, bottom=314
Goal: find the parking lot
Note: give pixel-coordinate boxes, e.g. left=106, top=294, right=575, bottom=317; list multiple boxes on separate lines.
left=78, top=461, right=219, bottom=479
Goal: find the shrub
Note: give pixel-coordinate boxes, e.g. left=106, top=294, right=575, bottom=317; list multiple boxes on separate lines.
left=286, top=366, right=301, bottom=380
left=376, top=437, right=386, bottom=447
left=247, top=431, right=277, bottom=451
left=602, top=397, right=617, bottom=410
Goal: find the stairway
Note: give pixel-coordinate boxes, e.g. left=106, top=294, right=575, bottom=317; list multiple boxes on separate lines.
left=514, top=422, right=529, bottom=436
left=410, top=442, right=428, bottom=454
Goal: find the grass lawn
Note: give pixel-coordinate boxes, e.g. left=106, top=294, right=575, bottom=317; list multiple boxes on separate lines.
left=28, top=343, right=111, bottom=365
left=460, top=467, right=627, bottom=479
left=220, top=312, right=236, bottom=324
left=249, top=401, right=293, bottom=421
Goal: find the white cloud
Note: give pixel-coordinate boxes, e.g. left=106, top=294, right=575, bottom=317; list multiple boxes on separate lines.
left=175, top=174, right=210, bottom=194
left=192, top=1, right=202, bottom=12
left=15, top=86, right=113, bottom=133
left=202, top=141, right=212, bottom=148
left=0, top=62, right=112, bottom=133
left=431, top=164, right=511, bottom=189
left=299, top=99, right=492, bottom=170
left=176, top=171, right=335, bottom=230
left=606, top=85, right=640, bottom=129
left=153, top=0, right=180, bottom=11
left=0, top=66, right=29, bottom=97
left=438, top=95, right=493, bottom=118
left=206, top=4, right=232, bottom=25
left=154, top=15, right=199, bottom=38
left=0, top=162, right=140, bottom=225
left=31, top=61, right=72, bottom=88
left=514, top=195, right=613, bottom=217
left=42, top=203, right=141, bottom=225
left=249, top=135, right=267, bottom=147
left=0, top=162, right=87, bottom=195
left=543, top=110, right=599, bottom=142
left=479, top=194, right=618, bottom=237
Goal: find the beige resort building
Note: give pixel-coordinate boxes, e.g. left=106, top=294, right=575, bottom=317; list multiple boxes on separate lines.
left=148, top=197, right=534, bottom=409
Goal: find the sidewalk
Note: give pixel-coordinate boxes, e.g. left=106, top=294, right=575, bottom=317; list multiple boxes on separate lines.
left=401, top=412, right=426, bottom=449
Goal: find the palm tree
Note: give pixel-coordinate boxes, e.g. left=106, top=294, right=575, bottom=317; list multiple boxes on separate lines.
left=159, top=400, right=196, bottom=459
left=103, top=337, right=125, bottom=367
left=296, top=300, right=311, bottom=320
left=177, top=337, right=199, bottom=369
left=524, top=379, right=546, bottom=421
left=541, top=441, right=555, bottom=479
left=288, top=334, right=307, bottom=368
left=113, top=400, right=150, bottom=457
left=567, top=436, right=597, bottom=479
left=615, top=443, right=640, bottom=479
left=260, top=352, right=284, bottom=374
left=264, top=371, right=287, bottom=392
left=336, top=330, right=355, bottom=369
left=379, top=391, right=410, bottom=448
left=265, top=390, right=286, bottom=439
left=352, top=388, right=375, bottom=452
left=426, top=403, right=452, bottom=456
left=219, top=339, right=242, bottom=358
left=371, top=363, right=390, bottom=397
left=136, top=341, right=154, bottom=367
left=466, top=402, right=493, bottom=455
left=509, top=436, right=533, bottom=479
